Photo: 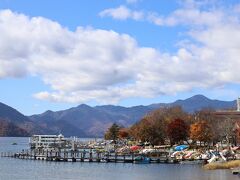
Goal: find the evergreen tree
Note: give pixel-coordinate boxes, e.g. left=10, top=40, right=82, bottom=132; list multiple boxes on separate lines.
left=104, top=123, right=120, bottom=142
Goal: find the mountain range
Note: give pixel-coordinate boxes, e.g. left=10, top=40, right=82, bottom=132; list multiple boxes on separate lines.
left=0, top=95, right=237, bottom=137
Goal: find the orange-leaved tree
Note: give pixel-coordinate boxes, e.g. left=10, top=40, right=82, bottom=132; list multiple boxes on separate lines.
left=190, top=120, right=212, bottom=146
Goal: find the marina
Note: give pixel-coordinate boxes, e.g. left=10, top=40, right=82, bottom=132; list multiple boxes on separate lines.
left=0, top=137, right=238, bottom=180
left=1, top=134, right=238, bottom=165
left=0, top=0, right=240, bottom=179
left=0, top=135, right=179, bottom=164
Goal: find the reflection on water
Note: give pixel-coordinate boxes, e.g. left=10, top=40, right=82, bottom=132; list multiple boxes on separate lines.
left=0, top=137, right=238, bottom=180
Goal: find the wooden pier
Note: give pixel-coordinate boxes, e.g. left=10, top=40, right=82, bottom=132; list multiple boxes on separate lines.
left=0, top=149, right=180, bottom=164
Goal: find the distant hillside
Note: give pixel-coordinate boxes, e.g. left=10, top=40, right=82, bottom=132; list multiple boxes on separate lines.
left=0, top=102, right=30, bottom=124
left=0, top=95, right=237, bottom=137
left=0, top=102, right=86, bottom=137
left=30, top=104, right=152, bottom=137
left=0, top=118, right=30, bottom=137
left=151, top=95, right=236, bottom=113
left=0, top=102, right=35, bottom=136
left=29, top=95, right=237, bottom=137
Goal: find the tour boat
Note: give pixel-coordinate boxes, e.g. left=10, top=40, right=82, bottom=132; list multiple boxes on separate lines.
left=29, top=134, right=66, bottom=149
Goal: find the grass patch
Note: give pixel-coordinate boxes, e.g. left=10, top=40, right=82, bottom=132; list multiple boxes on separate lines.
left=204, top=160, right=240, bottom=170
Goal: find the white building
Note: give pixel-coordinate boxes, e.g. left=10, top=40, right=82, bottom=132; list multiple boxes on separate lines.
left=30, top=134, right=66, bottom=149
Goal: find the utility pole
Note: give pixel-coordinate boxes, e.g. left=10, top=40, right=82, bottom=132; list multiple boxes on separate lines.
left=237, top=97, right=240, bottom=111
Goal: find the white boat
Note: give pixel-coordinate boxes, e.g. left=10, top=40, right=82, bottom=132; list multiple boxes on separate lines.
left=207, top=154, right=217, bottom=163
left=29, top=134, right=66, bottom=149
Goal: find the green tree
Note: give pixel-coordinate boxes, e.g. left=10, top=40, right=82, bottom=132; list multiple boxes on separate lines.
left=104, top=123, right=120, bottom=142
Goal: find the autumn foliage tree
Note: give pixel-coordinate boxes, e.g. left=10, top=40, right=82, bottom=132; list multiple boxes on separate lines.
left=127, top=106, right=238, bottom=147
left=190, top=120, right=213, bottom=145
left=167, top=118, right=189, bottom=145
left=130, top=116, right=167, bottom=145
left=118, top=128, right=129, bottom=139
left=193, top=109, right=219, bottom=143
left=129, top=106, right=189, bottom=145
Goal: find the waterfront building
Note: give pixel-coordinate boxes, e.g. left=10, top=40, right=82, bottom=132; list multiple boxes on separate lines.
left=29, top=134, right=66, bottom=149
left=213, top=98, right=240, bottom=145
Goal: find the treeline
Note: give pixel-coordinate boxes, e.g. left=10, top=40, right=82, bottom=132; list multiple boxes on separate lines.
left=104, top=107, right=237, bottom=146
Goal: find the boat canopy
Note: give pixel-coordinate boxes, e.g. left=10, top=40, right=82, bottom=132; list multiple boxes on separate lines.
left=174, top=145, right=189, bottom=151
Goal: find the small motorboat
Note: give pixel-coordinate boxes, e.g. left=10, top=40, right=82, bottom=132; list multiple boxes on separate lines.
left=134, top=155, right=150, bottom=164
left=11, top=142, right=17, bottom=145
left=231, top=168, right=240, bottom=175
left=174, top=145, right=189, bottom=151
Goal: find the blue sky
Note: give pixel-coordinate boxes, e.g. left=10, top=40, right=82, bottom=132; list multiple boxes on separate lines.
left=0, top=0, right=240, bottom=115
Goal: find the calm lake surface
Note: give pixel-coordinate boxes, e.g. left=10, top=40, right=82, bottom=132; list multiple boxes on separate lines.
left=0, top=137, right=239, bottom=180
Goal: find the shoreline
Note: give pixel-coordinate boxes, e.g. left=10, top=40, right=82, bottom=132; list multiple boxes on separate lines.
left=204, top=160, right=240, bottom=170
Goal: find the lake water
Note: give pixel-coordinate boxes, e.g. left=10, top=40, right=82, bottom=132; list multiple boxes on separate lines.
left=0, top=137, right=238, bottom=180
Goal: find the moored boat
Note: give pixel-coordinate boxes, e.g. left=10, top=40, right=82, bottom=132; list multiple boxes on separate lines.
left=134, top=155, right=150, bottom=164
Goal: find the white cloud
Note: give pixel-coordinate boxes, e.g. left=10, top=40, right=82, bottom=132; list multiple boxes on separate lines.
left=179, top=0, right=218, bottom=8
left=147, top=7, right=224, bottom=27
left=0, top=8, right=240, bottom=104
left=99, top=5, right=144, bottom=20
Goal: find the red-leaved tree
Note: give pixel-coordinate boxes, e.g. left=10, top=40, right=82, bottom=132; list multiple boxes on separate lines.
left=167, top=118, right=189, bottom=145
left=118, top=128, right=129, bottom=139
